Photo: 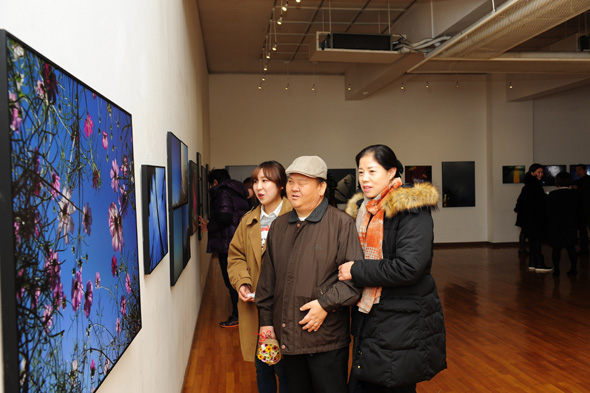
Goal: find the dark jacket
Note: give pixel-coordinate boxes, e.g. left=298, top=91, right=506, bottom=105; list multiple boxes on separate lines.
left=256, top=198, right=363, bottom=355
left=573, top=174, right=590, bottom=217
left=547, top=188, right=582, bottom=248
left=206, top=179, right=250, bottom=254
left=514, top=173, right=547, bottom=238
left=345, top=182, right=447, bottom=388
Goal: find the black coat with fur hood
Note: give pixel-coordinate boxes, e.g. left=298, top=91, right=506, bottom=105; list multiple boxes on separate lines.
left=345, top=182, right=447, bottom=389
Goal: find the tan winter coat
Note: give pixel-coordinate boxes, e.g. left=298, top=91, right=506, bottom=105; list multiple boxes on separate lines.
left=227, top=197, right=292, bottom=362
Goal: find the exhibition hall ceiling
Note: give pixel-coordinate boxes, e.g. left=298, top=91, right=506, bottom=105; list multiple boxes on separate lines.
left=196, top=0, right=590, bottom=95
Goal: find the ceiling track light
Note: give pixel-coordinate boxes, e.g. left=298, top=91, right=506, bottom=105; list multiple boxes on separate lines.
left=277, top=16, right=283, bottom=25
left=285, top=83, right=290, bottom=91
left=509, top=82, right=513, bottom=89
left=282, top=0, right=288, bottom=12
left=296, top=0, right=300, bottom=3
left=455, top=81, right=459, bottom=88
left=272, top=43, right=277, bottom=52
left=347, top=83, right=352, bottom=91
left=400, top=82, right=405, bottom=91
left=425, top=81, right=429, bottom=88
left=311, top=83, right=316, bottom=92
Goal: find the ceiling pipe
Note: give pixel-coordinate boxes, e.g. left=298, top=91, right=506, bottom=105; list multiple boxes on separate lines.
left=409, top=0, right=590, bottom=74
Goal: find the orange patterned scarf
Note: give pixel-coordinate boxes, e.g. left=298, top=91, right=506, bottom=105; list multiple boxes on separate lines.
left=357, top=178, right=402, bottom=313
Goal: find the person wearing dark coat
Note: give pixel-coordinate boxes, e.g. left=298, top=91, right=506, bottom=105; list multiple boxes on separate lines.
left=547, top=172, right=581, bottom=276
left=199, top=169, right=250, bottom=327
left=514, top=164, right=552, bottom=273
left=339, top=145, right=446, bottom=393
left=572, top=164, right=590, bottom=255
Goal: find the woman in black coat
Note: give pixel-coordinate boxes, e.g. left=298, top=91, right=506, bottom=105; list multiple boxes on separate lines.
left=514, top=164, right=551, bottom=272
left=547, top=171, right=581, bottom=276
left=338, top=145, right=446, bottom=393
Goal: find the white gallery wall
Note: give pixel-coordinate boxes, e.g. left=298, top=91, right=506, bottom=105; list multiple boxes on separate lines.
left=209, top=73, right=590, bottom=244
left=0, top=1, right=210, bottom=393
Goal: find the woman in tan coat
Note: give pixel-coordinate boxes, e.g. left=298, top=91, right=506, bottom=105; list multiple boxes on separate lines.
left=228, top=161, right=292, bottom=393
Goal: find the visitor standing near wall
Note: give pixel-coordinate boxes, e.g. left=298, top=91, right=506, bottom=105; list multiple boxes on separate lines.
left=256, top=155, right=363, bottom=393
left=227, top=161, right=292, bottom=393
left=339, top=144, right=446, bottom=393
left=199, top=168, right=250, bottom=327
left=572, top=164, right=590, bottom=255
left=548, top=171, right=581, bottom=277
left=515, top=164, right=552, bottom=273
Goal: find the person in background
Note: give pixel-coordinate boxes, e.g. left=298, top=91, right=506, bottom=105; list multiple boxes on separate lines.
left=199, top=168, right=250, bottom=328
left=243, top=176, right=258, bottom=209
left=514, top=164, right=552, bottom=273
left=256, top=155, right=363, bottom=393
left=547, top=172, right=581, bottom=277
left=338, top=144, right=446, bottom=393
left=228, top=161, right=292, bottom=393
left=572, top=164, right=590, bottom=255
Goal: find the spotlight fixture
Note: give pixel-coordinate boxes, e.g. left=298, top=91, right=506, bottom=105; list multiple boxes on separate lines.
left=282, top=0, right=288, bottom=12
left=285, top=83, right=289, bottom=91
left=509, top=82, right=513, bottom=89
left=311, top=83, right=316, bottom=92
left=272, top=43, right=277, bottom=52
left=347, top=83, right=352, bottom=91
left=258, top=84, right=262, bottom=90
left=277, top=16, right=283, bottom=25
left=455, top=81, right=459, bottom=88
left=263, top=64, right=268, bottom=72
left=266, top=51, right=271, bottom=59
left=296, top=0, right=301, bottom=2
left=425, top=81, right=429, bottom=88
left=262, top=76, right=266, bottom=82
left=400, top=83, right=405, bottom=91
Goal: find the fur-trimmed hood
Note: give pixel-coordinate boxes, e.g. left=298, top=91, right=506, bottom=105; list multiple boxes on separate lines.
left=345, top=182, right=439, bottom=219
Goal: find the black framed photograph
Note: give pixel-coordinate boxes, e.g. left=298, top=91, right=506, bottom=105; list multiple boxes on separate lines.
left=327, top=169, right=357, bottom=206
left=167, top=131, right=189, bottom=209
left=542, top=165, right=566, bottom=186
left=170, top=206, right=185, bottom=285
left=189, top=160, right=198, bottom=236
left=405, top=165, right=433, bottom=184
left=502, top=165, right=525, bottom=184
left=442, top=161, right=476, bottom=207
left=197, top=152, right=203, bottom=240
left=142, top=165, right=169, bottom=274
left=0, top=30, right=142, bottom=393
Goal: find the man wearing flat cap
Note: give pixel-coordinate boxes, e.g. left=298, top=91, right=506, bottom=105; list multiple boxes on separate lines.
left=256, top=155, right=363, bottom=393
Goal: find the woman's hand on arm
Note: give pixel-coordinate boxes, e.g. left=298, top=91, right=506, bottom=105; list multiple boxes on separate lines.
left=338, top=261, right=354, bottom=281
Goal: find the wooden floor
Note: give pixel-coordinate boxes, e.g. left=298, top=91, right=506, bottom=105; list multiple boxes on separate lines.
left=183, top=246, right=590, bottom=392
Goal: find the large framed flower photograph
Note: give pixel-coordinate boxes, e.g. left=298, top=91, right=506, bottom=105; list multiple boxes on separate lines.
left=0, top=30, right=142, bottom=393
left=142, top=165, right=168, bottom=274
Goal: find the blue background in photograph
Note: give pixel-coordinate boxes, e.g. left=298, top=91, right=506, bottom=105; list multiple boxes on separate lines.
left=172, top=207, right=184, bottom=284
left=146, top=166, right=168, bottom=272
left=170, top=134, right=181, bottom=208
left=6, top=36, right=141, bottom=392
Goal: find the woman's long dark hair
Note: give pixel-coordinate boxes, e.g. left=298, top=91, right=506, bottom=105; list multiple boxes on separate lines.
left=355, top=144, right=403, bottom=178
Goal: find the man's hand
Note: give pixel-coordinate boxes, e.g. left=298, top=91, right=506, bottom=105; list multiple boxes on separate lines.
left=299, top=300, right=328, bottom=332
left=238, top=284, right=254, bottom=302
left=259, top=325, right=276, bottom=339
left=338, top=261, right=354, bottom=281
